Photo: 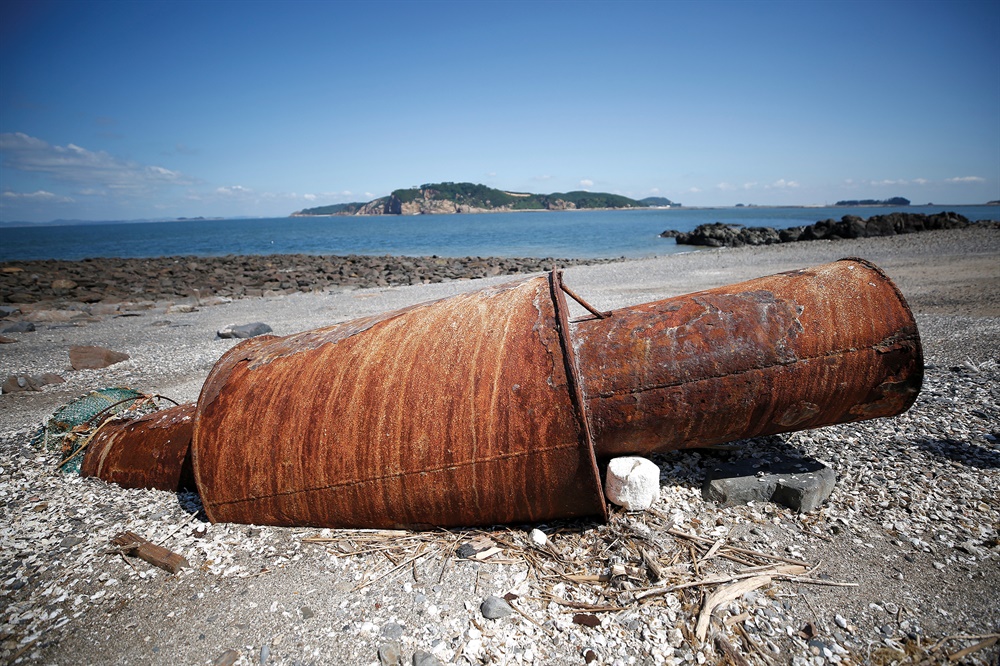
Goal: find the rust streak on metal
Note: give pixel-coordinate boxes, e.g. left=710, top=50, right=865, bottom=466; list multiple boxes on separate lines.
left=573, top=259, right=922, bottom=456
left=192, top=276, right=606, bottom=529
left=81, top=258, right=923, bottom=530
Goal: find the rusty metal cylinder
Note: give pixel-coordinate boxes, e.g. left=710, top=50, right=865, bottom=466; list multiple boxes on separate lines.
left=188, top=258, right=921, bottom=529
left=80, top=402, right=196, bottom=491
left=192, top=276, right=605, bottom=529
left=573, top=258, right=923, bottom=455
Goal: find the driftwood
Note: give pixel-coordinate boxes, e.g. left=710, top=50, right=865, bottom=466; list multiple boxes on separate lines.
left=111, top=531, right=189, bottom=574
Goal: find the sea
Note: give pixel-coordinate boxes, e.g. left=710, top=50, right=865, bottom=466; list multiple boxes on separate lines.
left=1, top=205, right=996, bottom=262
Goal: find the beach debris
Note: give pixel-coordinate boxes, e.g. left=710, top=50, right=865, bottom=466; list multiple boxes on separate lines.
left=70, top=260, right=922, bottom=531
left=702, top=455, right=838, bottom=512
left=80, top=402, right=196, bottom=491
left=192, top=260, right=921, bottom=529
left=456, top=536, right=500, bottom=560
left=31, top=387, right=163, bottom=473
left=695, top=574, right=773, bottom=641
left=111, top=530, right=189, bottom=574
left=216, top=321, right=273, bottom=338
left=0, top=334, right=15, bottom=343
left=69, top=345, right=130, bottom=370
left=1, top=320, right=35, bottom=333
left=604, top=456, right=661, bottom=510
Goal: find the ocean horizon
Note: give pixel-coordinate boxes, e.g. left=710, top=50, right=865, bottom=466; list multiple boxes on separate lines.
left=1, top=205, right=996, bottom=262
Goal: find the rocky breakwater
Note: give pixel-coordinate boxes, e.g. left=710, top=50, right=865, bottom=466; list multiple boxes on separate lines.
left=661, top=211, right=992, bottom=247
left=0, top=254, right=617, bottom=307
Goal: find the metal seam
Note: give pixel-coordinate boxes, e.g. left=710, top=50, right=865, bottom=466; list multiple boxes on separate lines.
left=591, top=333, right=921, bottom=399
left=550, top=270, right=608, bottom=521
left=206, top=441, right=582, bottom=509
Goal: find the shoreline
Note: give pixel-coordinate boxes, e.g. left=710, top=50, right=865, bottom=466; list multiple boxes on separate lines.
left=1, top=227, right=998, bottom=665
left=0, top=254, right=623, bottom=307
left=3, top=202, right=998, bottom=229
left=2, top=222, right=998, bottom=309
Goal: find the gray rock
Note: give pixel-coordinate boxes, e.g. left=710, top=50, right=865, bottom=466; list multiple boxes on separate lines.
left=480, top=595, right=513, bottom=619
left=2, top=374, right=42, bottom=393
left=702, top=455, right=836, bottom=512
left=260, top=644, right=270, bottom=666
left=412, top=651, right=441, bottom=666
left=377, top=641, right=403, bottom=666
left=300, top=606, right=314, bottom=619
left=217, top=322, right=273, bottom=339
left=382, top=622, right=404, bottom=639
left=1, top=321, right=35, bottom=333
left=59, top=536, right=84, bottom=549
left=0, top=305, right=21, bottom=318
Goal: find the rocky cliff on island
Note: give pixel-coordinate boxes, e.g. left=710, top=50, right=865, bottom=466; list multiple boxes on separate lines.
left=661, top=211, right=992, bottom=248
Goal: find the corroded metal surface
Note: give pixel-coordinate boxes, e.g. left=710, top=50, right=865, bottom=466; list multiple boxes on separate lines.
left=80, top=402, right=196, bottom=491
left=192, top=275, right=606, bottom=529
left=85, top=258, right=922, bottom=529
left=573, top=258, right=923, bottom=455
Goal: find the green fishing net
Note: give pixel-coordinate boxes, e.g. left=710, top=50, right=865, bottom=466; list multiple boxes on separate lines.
left=32, top=387, right=153, bottom=474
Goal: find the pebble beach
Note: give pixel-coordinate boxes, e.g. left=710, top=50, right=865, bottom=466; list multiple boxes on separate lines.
left=1, top=227, right=998, bottom=665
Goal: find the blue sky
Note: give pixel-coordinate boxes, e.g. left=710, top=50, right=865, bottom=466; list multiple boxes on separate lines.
left=1, top=0, right=998, bottom=222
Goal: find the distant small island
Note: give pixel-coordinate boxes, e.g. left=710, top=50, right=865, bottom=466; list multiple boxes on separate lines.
left=834, top=197, right=910, bottom=206
left=291, top=182, right=679, bottom=217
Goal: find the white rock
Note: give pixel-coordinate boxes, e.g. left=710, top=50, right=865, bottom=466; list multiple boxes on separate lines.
left=528, top=528, right=547, bottom=548
left=605, top=457, right=660, bottom=510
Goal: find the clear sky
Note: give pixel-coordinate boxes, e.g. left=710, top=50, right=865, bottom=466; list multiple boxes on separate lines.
left=1, top=0, right=998, bottom=222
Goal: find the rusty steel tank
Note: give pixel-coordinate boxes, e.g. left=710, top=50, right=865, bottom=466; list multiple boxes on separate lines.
left=80, top=402, right=197, bottom=492
left=188, top=258, right=922, bottom=529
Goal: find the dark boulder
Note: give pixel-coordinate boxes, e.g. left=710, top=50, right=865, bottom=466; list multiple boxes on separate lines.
left=671, top=211, right=975, bottom=248
left=1, top=321, right=35, bottom=334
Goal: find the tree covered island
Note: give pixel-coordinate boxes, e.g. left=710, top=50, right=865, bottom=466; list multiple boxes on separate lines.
left=291, top=182, right=679, bottom=216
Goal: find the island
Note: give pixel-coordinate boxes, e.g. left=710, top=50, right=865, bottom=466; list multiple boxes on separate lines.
left=291, top=182, right=680, bottom=216
left=834, top=197, right=910, bottom=206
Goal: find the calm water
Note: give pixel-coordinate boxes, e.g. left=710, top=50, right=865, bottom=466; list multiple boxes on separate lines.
left=1, top=205, right=996, bottom=261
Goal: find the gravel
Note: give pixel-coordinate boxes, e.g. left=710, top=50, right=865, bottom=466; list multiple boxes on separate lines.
left=1, top=227, right=998, bottom=665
